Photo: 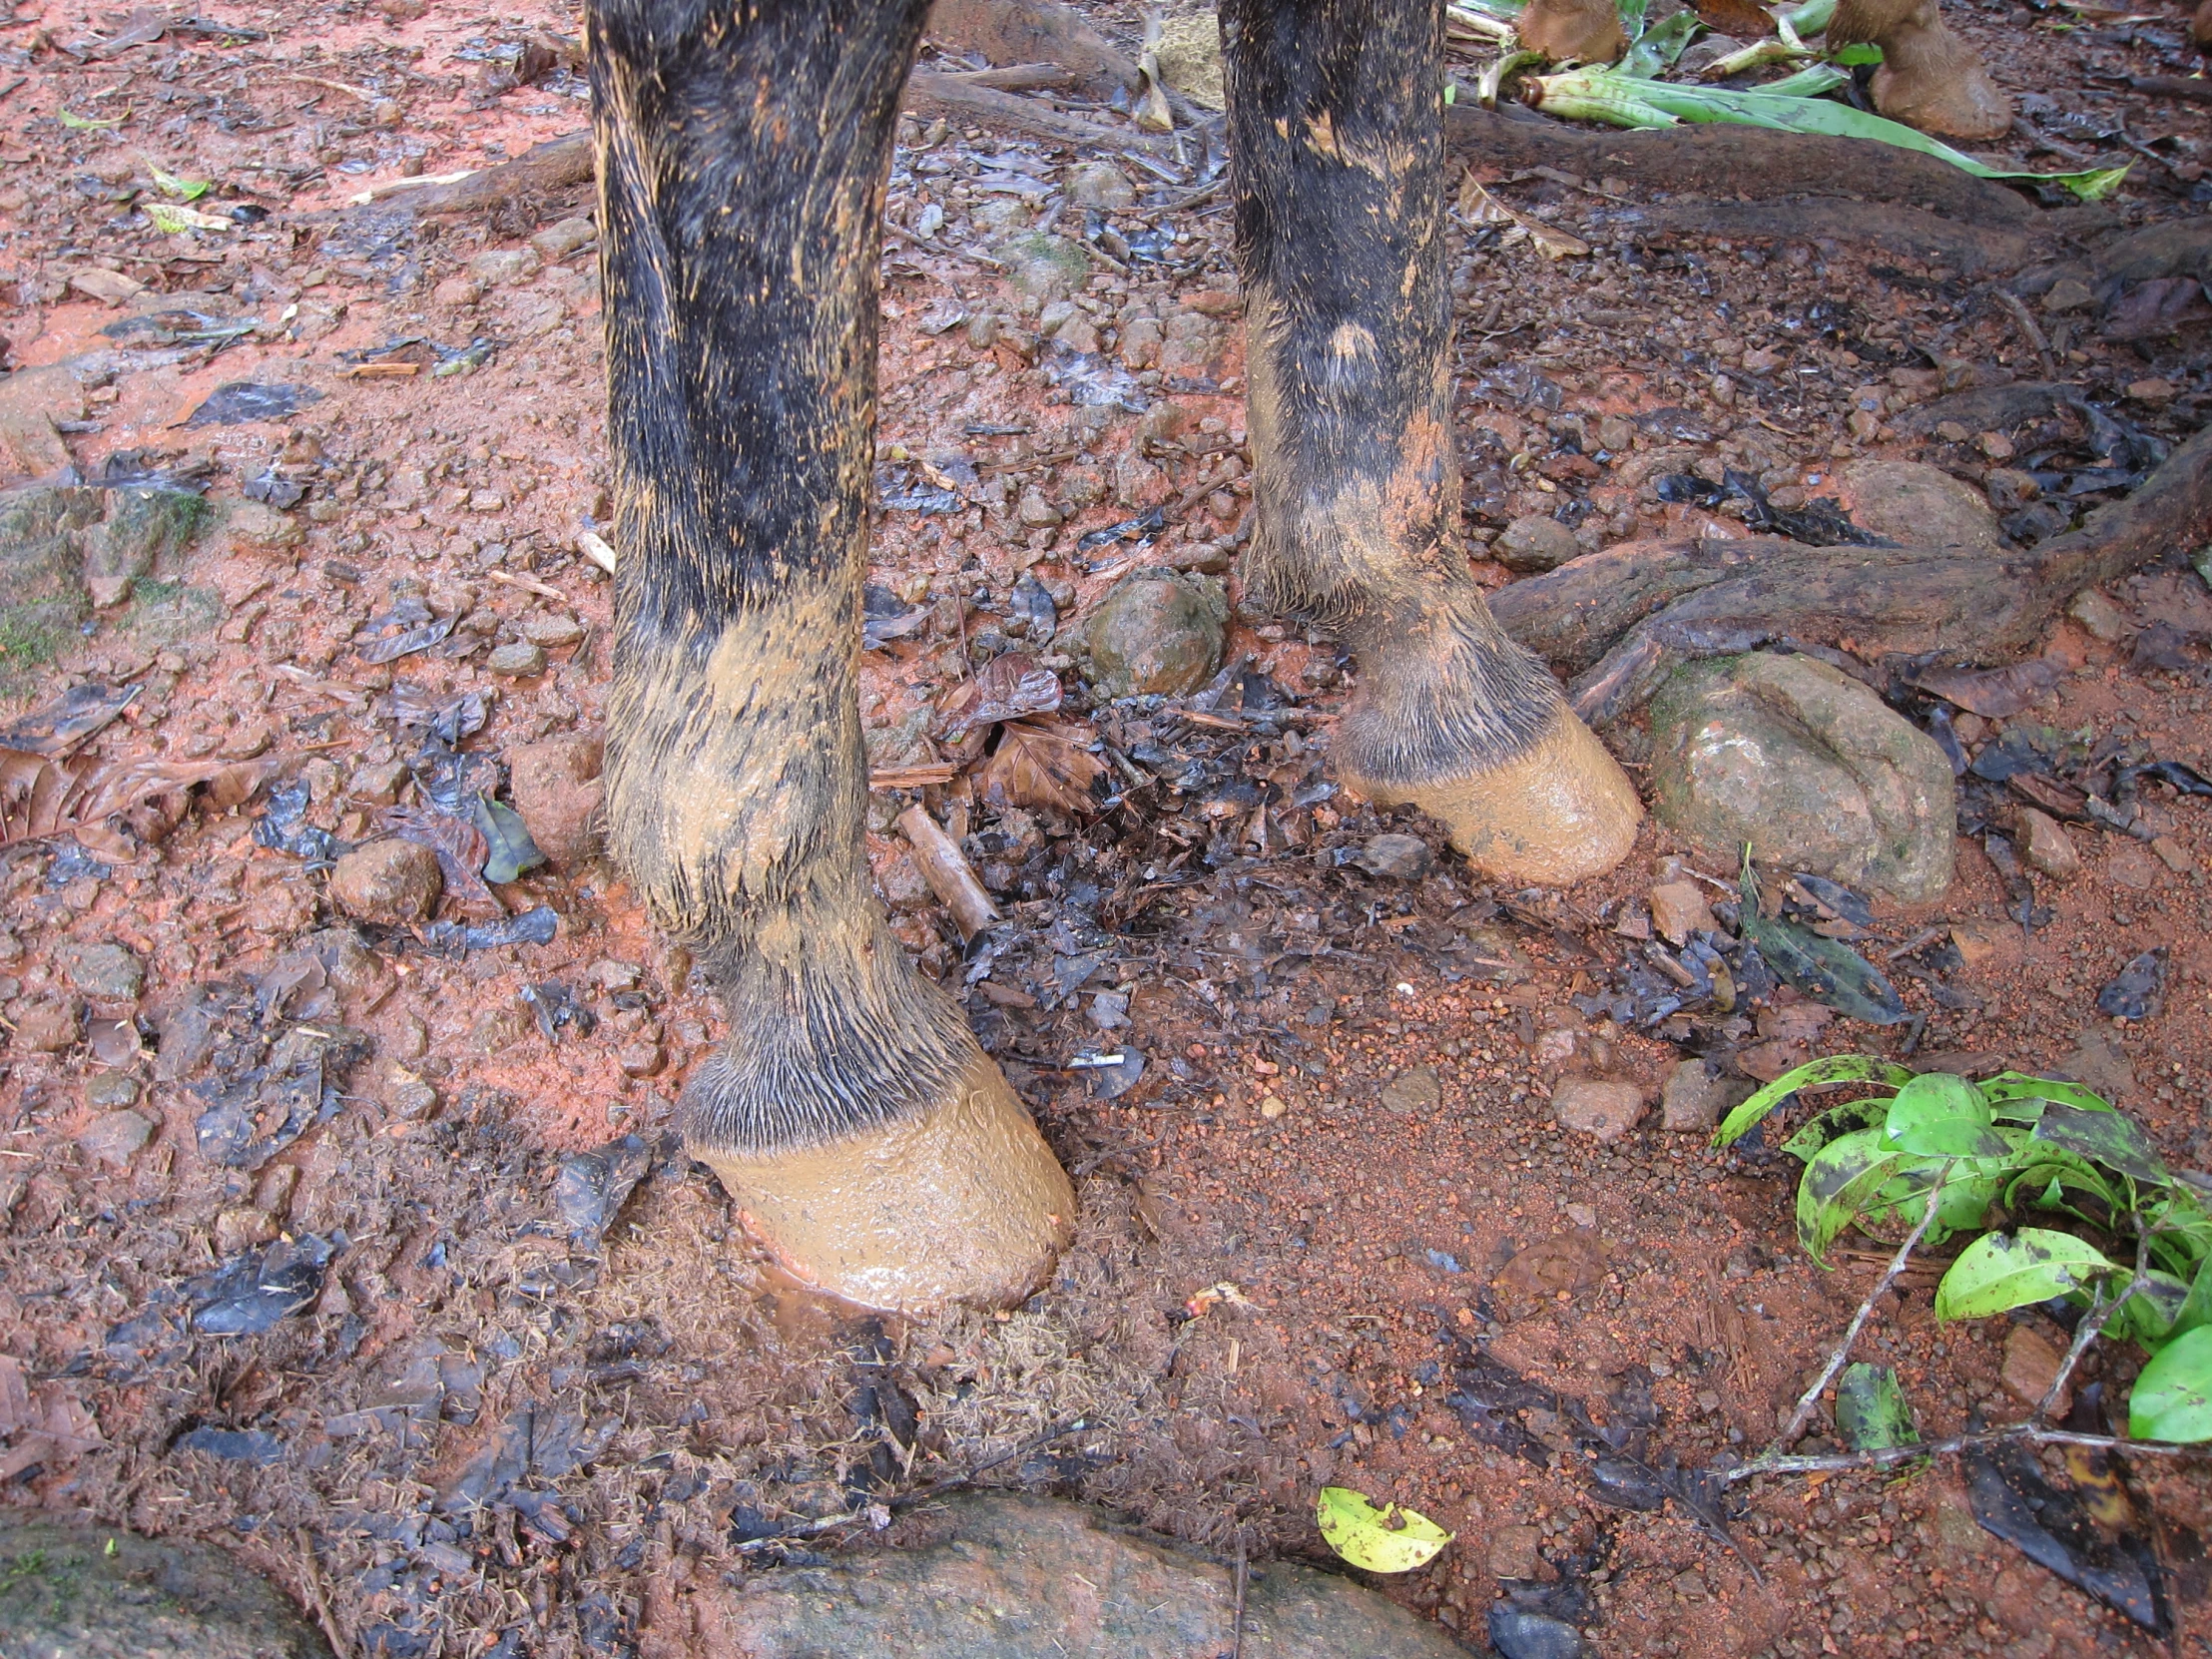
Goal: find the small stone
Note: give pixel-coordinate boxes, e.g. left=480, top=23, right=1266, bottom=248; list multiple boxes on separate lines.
left=76, top=1107, right=154, bottom=1167
left=617, top=1041, right=666, bottom=1079
left=1950, top=922, right=2000, bottom=966
left=2125, top=377, right=2176, bottom=404
left=1356, top=833, right=1432, bottom=880
left=1982, top=467, right=2040, bottom=513
left=2106, top=842, right=2159, bottom=891
left=1016, top=485, right=1062, bottom=528
left=1381, top=1064, right=1442, bottom=1115
left=467, top=247, right=541, bottom=286
left=521, top=612, right=585, bottom=648
left=430, top=275, right=482, bottom=308
left=998, top=232, right=1090, bottom=304
left=487, top=640, right=547, bottom=677
left=2152, top=835, right=2198, bottom=875
left=382, top=1065, right=440, bottom=1119
left=1552, top=1076, right=1646, bottom=1143
left=529, top=217, right=598, bottom=263
left=467, top=489, right=508, bottom=514
left=1083, top=568, right=1227, bottom=698
left=2000, top=1324, right=2069, bottom=1416
left=330, top=838, right=444, bottom=923
left=1834, top=458, right=2002, bottom=556
left=220, top=499, right=303, bottom=555
left=1493, top=514, right=1580, bottom=573
left=1259, top=1093, right=1287, bottom=1120
left=11, top=997, right=82, bottom=1052
left=1661, top=1059, right=1750, bottom=1134
left=1563, top=1201, right=1596, bottom=1229
left=347, top=760, right=407, bottom=806
left=1066, top=162, right=1135, bottom=210
left=2066, top=588, right=2130, bottom=643
left=1976, top=431, right=2014, bottom=461
left=1647, top=879, right=1716, bottom=945
left=85, top=1073, right=141, bottom=1108
left=2018, top=808, right=2081, bottom=879
left=508, top=733, right=605, bottom=870
left=2041, top=276, right=2096, bottom=312
left=214, top=1206, right=279, bottom=1256
left=58, top=941, right=144, bottom=1002
left=1487, top=1524, right=1544, bottom=1581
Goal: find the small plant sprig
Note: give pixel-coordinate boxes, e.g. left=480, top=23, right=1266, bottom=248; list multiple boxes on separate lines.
left=1714, top=1056, right=2212, bottom=1458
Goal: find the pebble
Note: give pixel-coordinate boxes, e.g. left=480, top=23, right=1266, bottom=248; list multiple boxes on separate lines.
left=1486, top=1524, right=1544, bottom=1581
left=2018, top=807, right=2081, bottom=879
left=1646, top=879, right=1715, bottom=944
left=1380, top=1064, right=1442, bottom=1115
left=2000, top=1324, right=2069, bottom=1416
left=1493, top=514, right=1580, bottom=573
left=1355, top=832, right=1432, bottom=879
left=1660, top=1058, right=1750, bottom=1134
left=1066, top=161, right=1135, bottom=210
left=2066, top=588, right=2130, bottom=643
left=220, top=499, right=303, bottom=556
left=329, top=838, right=444, bottom=923
left=1552, top=1076, right=1647, bottom=1143
left=76, top=1107, right=155, bottom=1168
left=529, top=217, right=597, bottom=262
left=2152, top=834, right=2198, bottom=875
left=617, top=1041, right=666, bottom=1079
left=487, top=640, right=547, bottom=677
left=521, top=612, right=585, bottom=648
left=508, top=733, right=606, bottom=870
left=58, top=941, right=144, bottom=1002
left=2106, top=842, right=2159, bottom=891
left=10, top=997, right=81, bottom=1052
left=467, top=247, right=541, bottom=285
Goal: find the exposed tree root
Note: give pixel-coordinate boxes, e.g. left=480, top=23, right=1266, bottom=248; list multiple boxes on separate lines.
left=926, top=0, right=1139, bottom=93
left=1489, top=421, right=2212, bottom=726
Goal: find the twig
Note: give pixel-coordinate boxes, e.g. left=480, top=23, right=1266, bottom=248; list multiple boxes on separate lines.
left=1230, top=1533, right=1248, bottom=1659
left=1993, top=288, right=2057, bottom=384
left=1767, top=1163, right=1953, bottom=1454
left=295, top=1526, right=351, bottom=1659
left=1728, top=1422, right=2212, bottom=1483
left=2038, top=1219, right=2155, bottom=1422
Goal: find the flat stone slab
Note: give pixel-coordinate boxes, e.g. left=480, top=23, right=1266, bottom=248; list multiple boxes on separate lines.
left=703, top=1493, right=1469, bottom=1656
left=0, top=1510, right=331, bottom=1659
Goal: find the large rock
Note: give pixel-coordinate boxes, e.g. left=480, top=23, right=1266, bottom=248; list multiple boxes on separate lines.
left=998, top=232, right=1091, bottom=306
left=1084, top=568, right=1226, bottom=697
left=0, top=364, right=86, bottom=483
left=0, top=484, right=102, bottom=673
left=1649, top=652, right=1956, bottom=903
left=82, top=487, right=206, bottom=604
left=705, top=1493, right=1466, bottom=1657
left=1833, top=459, right=2003, bottom=556
left=0, top=1511, right=331, bottom=1659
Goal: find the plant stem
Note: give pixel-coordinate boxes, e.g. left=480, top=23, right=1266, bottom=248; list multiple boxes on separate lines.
left=1727, top=1422, right=2212, bottom=1484
left=1767, top=1162, right=1952, bottom=1456
left=2037, top=1223, right=2156, bottom=1422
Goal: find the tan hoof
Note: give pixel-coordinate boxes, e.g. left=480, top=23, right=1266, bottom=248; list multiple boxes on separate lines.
left=1342, top=705, right=1641, bottom=887
left=697, top=1049, right=1074, bottom=1314
left=1517, top=0, right=1626, bottom=61
left=1870, top=58, right=2012, bottom=143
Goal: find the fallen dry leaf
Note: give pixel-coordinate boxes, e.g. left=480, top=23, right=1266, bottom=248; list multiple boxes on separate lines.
left=933, top=651, right=1063, bottom=742
left=976, top=719, right=1105, bottom=816
left=1906, top=659, right=2060, bottom=719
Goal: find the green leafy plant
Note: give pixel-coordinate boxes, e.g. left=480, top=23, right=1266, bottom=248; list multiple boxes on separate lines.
left=1715, top=1056, right=2212, bottom=1442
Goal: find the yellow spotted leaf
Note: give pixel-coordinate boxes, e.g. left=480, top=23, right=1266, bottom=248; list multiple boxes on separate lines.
left=1315, top=1485, right=1453, bottom=1573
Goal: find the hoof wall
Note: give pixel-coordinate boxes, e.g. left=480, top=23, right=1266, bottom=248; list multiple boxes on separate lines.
left=1345, top=707, right=1641, bottom=887
left=697, top=1052, right=1074, bottom=1314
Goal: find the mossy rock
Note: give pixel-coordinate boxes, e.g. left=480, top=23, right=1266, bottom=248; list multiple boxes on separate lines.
left=998, top=232, right=1092, bottom=305
left=0, top=485, right=102, bottom=684
left=0, top=1511, right=332, bottom=1659
left=1083, top=568, right=1228, bottom=698
left=83, top=488, right=208, bottom=586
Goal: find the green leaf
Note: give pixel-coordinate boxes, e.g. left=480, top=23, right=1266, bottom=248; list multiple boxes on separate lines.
left=1736, top=857, right=1908, bottom=1026
left=471, top=796, right=545, bottom=885
left=2001, top=1146, right=2119, bottom=1217
left=144, top=201, right=232, bottom=235
left=1883, top=1157, right=2003, bottom=1240
left=1315, top=1486, right=1453, bottom=1572
left=1620, top=9, right=1700, bottom=77
left=1830, top=41, right=1883, bottom=64
left=59, top=109, right=127, bottom=130
left=1835, top=1363, right=1919, bottom=1450
left=2110, top=1270, right=2191, bottom=1347
left=1781, top=1096, right=1892, bottom=1161
left=2033, top=1102, right=2169, bottom=1186
left=149, top=163, right=211, bottom=201
left=1712, top=1053, right=1914, bottom=1148
left=2171, top=1255, right=2212, bottom=1343
left=2129, top=1326, right=2212, bottom=1442
left=1526, top=67, right=2129, bottom=200
left=1935, top=1229, right=2119, bottom=1322
left=1797, top=1128, right=1915, bottom=1264
left=1883, top=1073, right=2007, bottom=1158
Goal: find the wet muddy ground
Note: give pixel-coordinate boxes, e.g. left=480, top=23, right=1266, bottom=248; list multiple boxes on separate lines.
left=0, top=0, right=2210, bottom=1655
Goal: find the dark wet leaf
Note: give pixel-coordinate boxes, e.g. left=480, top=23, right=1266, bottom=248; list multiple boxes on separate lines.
left=2131, top=621, right=2203, bottom=673
left=1836, top=1363, right=1920, bottom=1450
left=1009, top=571, right=1058, bottom=642
left=550, top=1135, right=657, bottom=1244
left=408, top=747, right=502, bottom=818
left=2035, top=1100, right=2169, bottom=1185
left=1075, top=504, right=1169, bottom=552
left=518, top=979, right=595, bottom=1042
left=0, top=682, right=137, bottom=757
left=1906, top=659, right=2060, bottom=719
left=934, top=652, right=1063, bottom=741
left=1081, top=1045, right=1145, bottom=1100
left=185, top=1233, right=334, bottom=1336
left=2096, top=947, right=2169, bottom=1021
left=387, top=683, right=487, bottom=748
left=1967, top=1447, right=2165, bottom=1631
left=2124, top=760, right=2212, bottom=799
left=251, top=778, right=340, bottom=862
left=355, top=615, right=455, bottom=665
left=2007, top=771, right=2091, bottom=822
left=1787, top=872, right=1875, bottom=929
left=175, top=1425, right=286, bottom=1464
left=1487, top=1607, right=1590, bottom=1658
left=1587, top=1453, right=1669, bottom=1510
left=241, top=467, right=306, bottom=508
left=380, top=806, right=501, bottom=915
left=1738, top=863, right=1907, bottom=1026
left=861, top=605, right=929, bottom=649
left=181, top=380, right=323, bottom=427
left=879, top=484, right=963, bottom=513
left=419, top=907, right=559, bottom=953
left=471, top=795, right=544, bottom=884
